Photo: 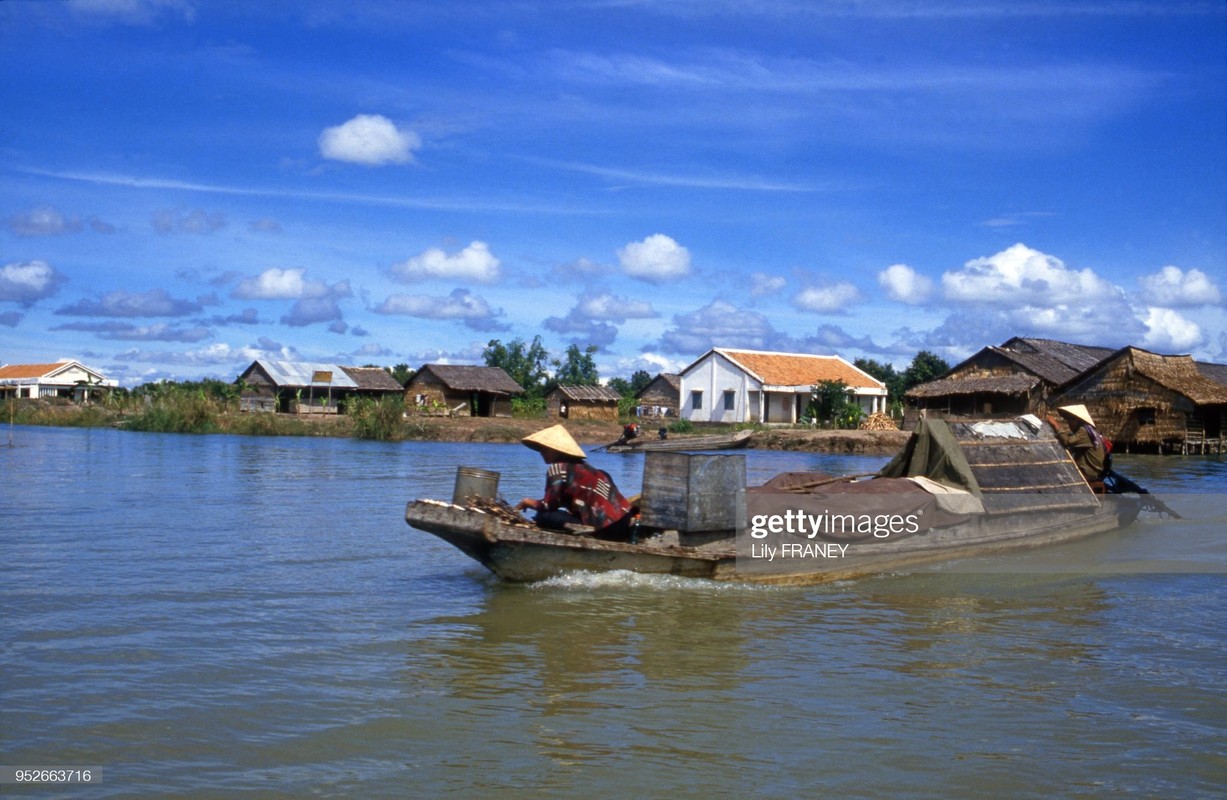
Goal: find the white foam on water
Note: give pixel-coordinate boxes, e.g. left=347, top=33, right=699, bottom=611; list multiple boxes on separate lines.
left=528, top=569, right=780, bottom=593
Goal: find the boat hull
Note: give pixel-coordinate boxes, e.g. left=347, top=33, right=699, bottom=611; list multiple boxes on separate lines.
left=605, top=429, right=752, bottom=453
left=406, top=496, right=1140, bottom=585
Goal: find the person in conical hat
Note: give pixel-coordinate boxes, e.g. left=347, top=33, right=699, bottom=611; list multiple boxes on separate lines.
left=1047, top=404, right=1108, bottom=482
left=515, top=424, right=635, bottom=540
left=520, top=423, right=586, bottom=460
left=1057, top=404, right=1095, bottom=427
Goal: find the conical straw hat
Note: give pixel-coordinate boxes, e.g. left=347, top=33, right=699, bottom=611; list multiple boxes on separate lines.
left=521, top=424, right=586, bottom=459
left=1058, top=404, right=1095, bottom=427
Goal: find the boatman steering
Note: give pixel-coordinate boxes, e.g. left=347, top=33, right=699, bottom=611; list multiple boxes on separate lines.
left=515, top=424, right=636, bottom=541
left=1047, top=404, right=1108, bottom=484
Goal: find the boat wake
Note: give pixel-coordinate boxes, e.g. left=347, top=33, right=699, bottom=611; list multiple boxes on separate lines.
left=528, top=569, right=776, bottom=593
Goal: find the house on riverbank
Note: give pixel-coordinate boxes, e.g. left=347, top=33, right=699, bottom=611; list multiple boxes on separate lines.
left=1054, top=347, right=1227, bottom=453
left=904, top=337, right=1113, bottom=426
left=405, top=364, right=523, bottom=417
left=633, top=373, right=680, bottom=418
left=547, top=384, right=621, bottom=420
left=0, top=361, right=117, bottom=401
left=237, top=360, right=403, bottom=414
left=678, top=348, right=887, bottom=425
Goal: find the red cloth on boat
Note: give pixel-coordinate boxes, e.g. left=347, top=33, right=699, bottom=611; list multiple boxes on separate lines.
left=542, top=461, right=632, bottom=531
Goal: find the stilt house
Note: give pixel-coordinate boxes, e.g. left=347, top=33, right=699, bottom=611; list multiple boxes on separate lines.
left=1053, top=347, right=1227, bottom=453
left=904, top=337, right=1113, bottom=426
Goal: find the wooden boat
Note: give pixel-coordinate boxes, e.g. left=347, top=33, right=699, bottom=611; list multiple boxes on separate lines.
left=604, top=428, right=753, bottom=453
left=406, top=418, right=1147, bottom=585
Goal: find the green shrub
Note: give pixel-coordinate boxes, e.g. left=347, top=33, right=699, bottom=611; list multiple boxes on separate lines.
left=348, top=395, right=407, bottom=440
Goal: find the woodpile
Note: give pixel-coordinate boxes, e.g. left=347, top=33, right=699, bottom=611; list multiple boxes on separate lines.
left=859, top=412, right=899, bottom=431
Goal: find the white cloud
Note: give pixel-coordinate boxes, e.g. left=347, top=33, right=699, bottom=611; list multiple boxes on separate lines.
left=618, top=234, right=691, bottom=283
left=1142, top=307, right=1203, bottom=352
left=233, top=268, right=330, bottom=300
left=375, top=288, right=507, bottom=331
left=319, top=114, right=421, bottom=166
left=793, top=282, right=860, bottom=313
left=56, top=288, right=202, bottom=318
left=751, top=272, right=786, bottom=296
left=576, top=293, right=656, bottom=322
left=878, top=263, right=933, bottom=304
left=658, top=300, right=779, bottom=354
left=151, top=208, right=225, bottom=234
left=941, top=242, right=1118, bottom=305
left=0, top=260, right=66, bottom=305
left=8, top=206, right=82, bottom=236
left=1138, top=266, right=1222, bottom=307
left=390, top=241, right=501, bottom=283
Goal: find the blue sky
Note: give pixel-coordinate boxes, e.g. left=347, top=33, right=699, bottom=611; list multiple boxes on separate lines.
left=2, top=0, right=1225, bottom=387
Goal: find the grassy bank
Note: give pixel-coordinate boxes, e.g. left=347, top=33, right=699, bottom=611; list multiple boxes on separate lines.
left=5, top=398, right=905, bottom=453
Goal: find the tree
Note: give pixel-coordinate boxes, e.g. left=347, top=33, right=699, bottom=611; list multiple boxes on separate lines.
left=854, top=358, right=904, bottom=404
left=483, top=336, right=551, bottom=398
left=901, top=350, right=950, bottom=393
left=608, top=369, right=653, bottom=400
left=550, top=343, right=600, bottom=389
left=386, top=363, right=413, bottom=386
left=808, top=379, right=861, bottom=428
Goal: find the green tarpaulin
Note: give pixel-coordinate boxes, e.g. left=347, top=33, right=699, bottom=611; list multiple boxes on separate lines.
left=877, top=418, right=982, bottom=496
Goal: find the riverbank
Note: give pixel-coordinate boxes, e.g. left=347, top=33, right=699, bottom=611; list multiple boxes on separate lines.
left=5, top=400, right=908, bottom=454
left=396, top=416, right=910, bottom=455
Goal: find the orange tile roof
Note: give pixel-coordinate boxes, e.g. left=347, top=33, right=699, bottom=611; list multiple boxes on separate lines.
left=717, top=349, right=884, bottom=390
left=0, top=363, right=70, bottom=380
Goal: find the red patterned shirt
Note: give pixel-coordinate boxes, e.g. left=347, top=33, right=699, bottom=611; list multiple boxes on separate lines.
left=542, top=461, right=632, bottom=530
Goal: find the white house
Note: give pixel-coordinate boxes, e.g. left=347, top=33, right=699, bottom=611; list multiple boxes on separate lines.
left=0, top=361, right=118, bottom=400
left=678, top=347, right=888, bottom=424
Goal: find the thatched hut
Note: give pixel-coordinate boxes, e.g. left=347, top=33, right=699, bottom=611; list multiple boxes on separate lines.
left=547, top=384, right=621, bottom=421
left=1054, top=347, right=1227, bottom=453
left=905, top=337, right=1112, bottom=427
left=405, top=364, right=524, bottom=417
left=633, top=373, right=680, bottom=418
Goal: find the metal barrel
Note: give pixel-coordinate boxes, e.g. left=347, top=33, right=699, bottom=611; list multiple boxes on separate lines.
left=452, top=467, right=500, bottom=505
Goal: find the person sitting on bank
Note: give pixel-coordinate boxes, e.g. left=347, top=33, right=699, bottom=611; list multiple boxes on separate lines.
left=1047, top=404, right=1108, bottom=483
left=515, top=424, right=636, bottom=540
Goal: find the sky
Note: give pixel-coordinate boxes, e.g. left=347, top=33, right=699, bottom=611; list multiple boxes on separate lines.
left=1, top=0, right=1225, bottom=387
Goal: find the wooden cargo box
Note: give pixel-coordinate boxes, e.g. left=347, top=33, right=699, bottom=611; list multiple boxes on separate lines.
left=640, top=451, right=746, bottom=534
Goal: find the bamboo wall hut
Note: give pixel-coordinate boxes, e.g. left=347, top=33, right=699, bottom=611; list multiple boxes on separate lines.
left=633, top=373, right=680, bottom=418
left=905, top=337, right=1113, bottom=427
left=405, top=365, right=524, bottom=417
left=1053, top=347, right=1227, bottom=453
left=547, top=384, right=621, bottom=421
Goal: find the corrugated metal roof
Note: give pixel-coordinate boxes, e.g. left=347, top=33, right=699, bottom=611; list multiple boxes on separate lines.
left=256, top=360, right=359, bottom=389
left=713, top=348, right=885, bottom=390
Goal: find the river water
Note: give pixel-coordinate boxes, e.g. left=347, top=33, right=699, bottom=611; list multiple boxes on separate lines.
left=2, top=425, right=1224, bottom=798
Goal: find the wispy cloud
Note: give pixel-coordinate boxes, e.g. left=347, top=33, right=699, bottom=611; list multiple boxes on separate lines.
left=527, top=157, right=831, bottom=192
left=18, top=168, right=608, bottom=216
